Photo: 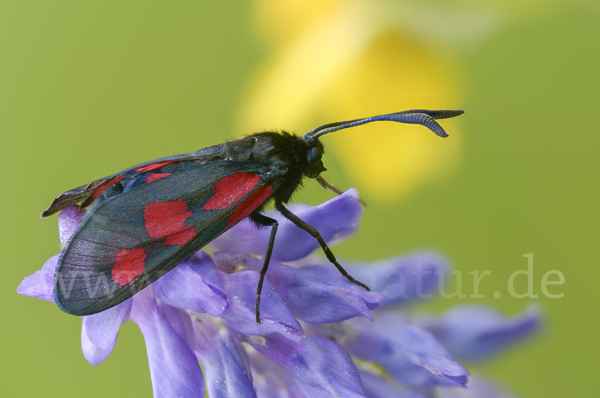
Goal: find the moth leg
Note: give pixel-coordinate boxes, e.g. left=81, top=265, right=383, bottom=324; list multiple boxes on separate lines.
left=274, top=201, right=370, bottom=291
left=316, top=176, right=366, bottom=207
left=249, top=212, right=279, bottom=325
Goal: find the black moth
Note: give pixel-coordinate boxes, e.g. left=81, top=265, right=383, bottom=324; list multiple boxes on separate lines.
left=43, top=109, right=464, bottom=323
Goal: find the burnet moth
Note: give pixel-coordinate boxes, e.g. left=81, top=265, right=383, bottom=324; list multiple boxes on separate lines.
left=43, top=109, right=464, bottom=324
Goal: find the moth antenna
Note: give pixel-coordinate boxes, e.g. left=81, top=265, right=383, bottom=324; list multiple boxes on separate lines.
left=304, top=109, right=464, bottom=143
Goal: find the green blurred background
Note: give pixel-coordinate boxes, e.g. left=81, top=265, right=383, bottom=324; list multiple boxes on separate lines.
left=2, top=1, right=598, bottom=397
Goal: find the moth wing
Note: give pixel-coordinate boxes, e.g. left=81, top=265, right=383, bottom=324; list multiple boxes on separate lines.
left=41, top=144, right=226, bottom=218
left=54, top=160, right=280, bottom=315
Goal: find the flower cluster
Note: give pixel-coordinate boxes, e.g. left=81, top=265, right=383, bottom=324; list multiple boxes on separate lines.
left=18, top=189, right=539, bottom=397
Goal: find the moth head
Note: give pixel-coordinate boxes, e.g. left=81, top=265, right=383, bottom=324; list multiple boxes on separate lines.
left=304, top=141, right=326, bottom=178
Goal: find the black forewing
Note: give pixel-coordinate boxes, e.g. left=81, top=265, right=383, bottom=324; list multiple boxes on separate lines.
left=41, top=143, right=226, bottom=217
left=54, top=158, right=283, bottom=315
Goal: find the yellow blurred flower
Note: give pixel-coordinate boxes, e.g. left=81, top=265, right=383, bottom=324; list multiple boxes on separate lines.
left=239, top=0, right=577, bottom=201
left=317, top=33, right=462, bottom=200
left=238, top=0, right=465, bottom=202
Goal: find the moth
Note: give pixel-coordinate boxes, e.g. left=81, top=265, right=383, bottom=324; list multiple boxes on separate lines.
left=42, top=109, right=464, bottom=323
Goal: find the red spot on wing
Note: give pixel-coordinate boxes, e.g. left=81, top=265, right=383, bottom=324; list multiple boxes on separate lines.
left=135, top=161, right=176, bottom=173
left=90, top=176, right=125, bottom=200
left=146, top=173, right=171, bottom=183
left=165, top=227, right=196, bottom=245
left=144, top=200, right=195, bottom=245
left=226, top=186, right=274, bottom=227
left=203, top=173, right=261, bottom=210
left=112, top=248, right=146, bottom=286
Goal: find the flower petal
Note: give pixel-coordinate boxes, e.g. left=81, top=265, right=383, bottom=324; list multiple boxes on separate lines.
left=192, top=314, right=257, bottom=398
left=83, top=299, right=132, bottom=350
left=212, top=251, right=262, bottom=273
left=155, top=252, right=228, bottom=316
left=254, top=371, right=302, bottom=398
left=211, top=189, right=362, bottom=261
left=58, top=205, right=84, bottom=245
left=130, top=286, right=204, bottom=398
left=265, top=260, right=383, bottom=323
left=420, top=305, right=541, bottom=362
left=218, top=271, right=303, bottom=340
left=247, top=346, right=307, bottom=398
left=82, top=319, right=116, bottom=366
left=347, top=251, right=449, bottom=307
left=161, top=304, right=196, bottom=351
left=436, top=375, right=518, bottom=398
left=358, top=369, right=428, bottom=398
left=342, top=318, right=469, bottom=388
left=17, top=254, right=59, bottom=302
left=249, top=333, right=367, bottom=398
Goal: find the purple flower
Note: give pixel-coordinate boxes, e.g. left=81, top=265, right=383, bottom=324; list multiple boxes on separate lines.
left=417, top=304, right=541, bottom=362
left=18, top=189, right=539, bottom=397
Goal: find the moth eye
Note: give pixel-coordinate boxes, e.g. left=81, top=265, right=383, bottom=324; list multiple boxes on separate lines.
left=308, top=146, right=322, bottom=165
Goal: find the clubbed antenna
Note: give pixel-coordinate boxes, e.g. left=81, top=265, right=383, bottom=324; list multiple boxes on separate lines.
left=304, top=109, right=464, bottom=144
